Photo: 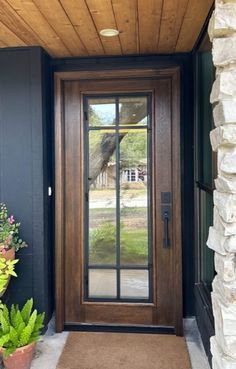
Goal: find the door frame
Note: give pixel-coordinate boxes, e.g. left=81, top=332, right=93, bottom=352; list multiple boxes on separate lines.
left=54, top=67, right=182, bottom=334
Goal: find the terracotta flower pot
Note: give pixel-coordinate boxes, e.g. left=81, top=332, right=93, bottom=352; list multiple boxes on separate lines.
left=2, top=342, right=36, bottom=369
left=0, top=248, right=15, bottom=261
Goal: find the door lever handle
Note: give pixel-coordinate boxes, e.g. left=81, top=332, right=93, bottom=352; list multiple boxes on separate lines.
left=161, top=205, right=171, bottom=248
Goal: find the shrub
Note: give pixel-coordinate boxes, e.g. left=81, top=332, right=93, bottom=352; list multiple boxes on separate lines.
left=90, top=222, right=148, bottom=264
left=0, top=203, right=27, bottom=252
left=0, top=298, right=45, bottom=357
left=90, top=222, right=116, bottom=263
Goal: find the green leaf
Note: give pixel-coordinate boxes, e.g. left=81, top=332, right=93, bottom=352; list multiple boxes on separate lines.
left=3, top=346, right=16, bottom=359
left=7, top=259, right=19, bottom=265
left=33, top=313, right=45, bottom=334
left=2, top=305, right=10, bottom=326
left=0, top=261, right=6, bottom=268
left=10, top=305, right=16, bottom=323
left=17, top=322, right=26, bottom=338
left=12, top=310, right=24, bottom=331
left=0, top=281, right=8, bottom=296
left=18, top=325, right=32, bottom=347
left=9, top=327, right=18, bottom=346
left=21, top=298, right=33, bottom=324
left=0, top=333, right=10, bottom=347
left=0, top=312, right=10, bottom=334
left=28, top=336, right=38, bottom=344
left=18, top=309, right=37, bottom=347
left=28, top=310, right=37, bottom=328
left=0, top=275, right=9, bottom=280
left=8, top=271, right=17, bottom=277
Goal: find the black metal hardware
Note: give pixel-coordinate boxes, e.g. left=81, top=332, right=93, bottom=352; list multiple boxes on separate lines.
left=84, top=93, right=153, bottom=303
left=64, top=323, right=175, bottom=334
left=161, top=192, right=171, bottom=204
left=161, top=205, right=171, bottom=248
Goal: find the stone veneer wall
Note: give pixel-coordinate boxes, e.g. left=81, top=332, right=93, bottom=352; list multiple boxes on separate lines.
left=207, top=1, right=236, bottom=368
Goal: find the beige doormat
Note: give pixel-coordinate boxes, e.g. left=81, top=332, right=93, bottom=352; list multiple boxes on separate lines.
left=56, top=332, right=191, bottom=369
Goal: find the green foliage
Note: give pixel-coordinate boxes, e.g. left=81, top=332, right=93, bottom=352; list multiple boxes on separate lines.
left=90, top=221, right=116, bottom=264
left=21, top=298, right=33, bottom=324
left=120, top=130, right=147, bottom=167
left=0, top=299, right=45, bottom=358
left=0, top=203, right=28, bottom=252
left=0, top=257, right=18, bottom=296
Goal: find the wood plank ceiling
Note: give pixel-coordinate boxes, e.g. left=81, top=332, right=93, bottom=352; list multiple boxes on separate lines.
left=0, top=0, right=214, bottom=58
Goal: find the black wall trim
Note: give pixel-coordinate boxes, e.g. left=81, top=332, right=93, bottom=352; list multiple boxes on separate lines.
left=51, top=52, right=191, bottom=72
left=195, top=283, right=214, bottom=364
left=196, top=181, right=214, bottom=195
left=192, top=4, right=215, bottom=53
left=64, top=323, right=174, bottom=335
left=193, top=21, right=215, bottom=366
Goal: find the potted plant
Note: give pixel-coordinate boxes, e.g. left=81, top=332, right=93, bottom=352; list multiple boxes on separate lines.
left=0, top=257, right=18, bottom=297
left=0, top=298, right=45, bottom=369
left=0, top=203, right=27, bottom=260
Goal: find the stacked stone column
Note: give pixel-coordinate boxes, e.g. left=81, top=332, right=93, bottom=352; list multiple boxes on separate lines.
left=207, top=1, right=236, bottom=368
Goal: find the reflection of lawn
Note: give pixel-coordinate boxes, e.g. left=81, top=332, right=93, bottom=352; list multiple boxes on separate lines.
left=89, top=207, right=147, bottom=228
left=89, top=224, right=148, bottom=265
left=90, top=207, right=147, bottom=215
left=90, top=188, right=147, bottom=199
left=121, top=228, right=148, bottom=265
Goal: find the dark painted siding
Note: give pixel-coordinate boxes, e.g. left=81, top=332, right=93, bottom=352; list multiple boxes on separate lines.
left=0, top=47, right=53, bottom=323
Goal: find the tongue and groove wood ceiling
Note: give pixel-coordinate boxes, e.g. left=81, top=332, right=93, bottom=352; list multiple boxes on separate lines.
left=0, top=0, right=213, bottom=58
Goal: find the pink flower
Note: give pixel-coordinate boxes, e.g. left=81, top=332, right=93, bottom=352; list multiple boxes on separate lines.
left=8, top=215, right=15, bottom=224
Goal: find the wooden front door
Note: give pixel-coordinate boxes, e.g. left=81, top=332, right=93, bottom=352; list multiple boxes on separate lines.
left=55, top=69, right=182, bottom=334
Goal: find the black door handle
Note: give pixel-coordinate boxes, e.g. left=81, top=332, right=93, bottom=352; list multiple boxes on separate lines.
left=163, top=212, right=170, bottom=247
left=161, top=205, right=171, bottom=248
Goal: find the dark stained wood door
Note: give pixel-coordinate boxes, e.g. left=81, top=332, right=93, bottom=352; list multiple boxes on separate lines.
left=55, top=69, right=182, bottom=334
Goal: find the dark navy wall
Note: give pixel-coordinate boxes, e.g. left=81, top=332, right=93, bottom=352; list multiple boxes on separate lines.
left=0, top=47, right=53, bottom=323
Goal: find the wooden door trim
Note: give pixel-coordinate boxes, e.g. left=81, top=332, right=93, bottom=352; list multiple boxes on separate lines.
left=172, top=70, right=182, bottom=335
left=55, top=74, right=65, bottom=332
left=55, top=68, right=179, bottom=81
left=54, top=67, right=182, bottom=334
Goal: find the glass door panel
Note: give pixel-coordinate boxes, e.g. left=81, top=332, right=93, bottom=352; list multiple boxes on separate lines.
left=120, top=129, right=149, bottom=267
left=89, top=269, right=117, bottom=298
left=120, top=270, right=149, bottom=299
left=119, top=97, right=147, bottom=126
left=88, top=130, right=117, bottom=266
left=85, top=94, right=152, bottom=302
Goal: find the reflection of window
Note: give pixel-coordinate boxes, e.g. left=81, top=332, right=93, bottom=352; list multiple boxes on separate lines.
left=126, top=169, right=137, bottom=182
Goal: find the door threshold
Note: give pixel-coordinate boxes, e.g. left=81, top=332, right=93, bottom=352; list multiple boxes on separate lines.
left=64, top=323, right=175, bottom=335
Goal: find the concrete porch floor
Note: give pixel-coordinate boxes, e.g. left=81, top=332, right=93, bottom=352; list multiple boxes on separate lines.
left=26, top=318, right=211, bottom=369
